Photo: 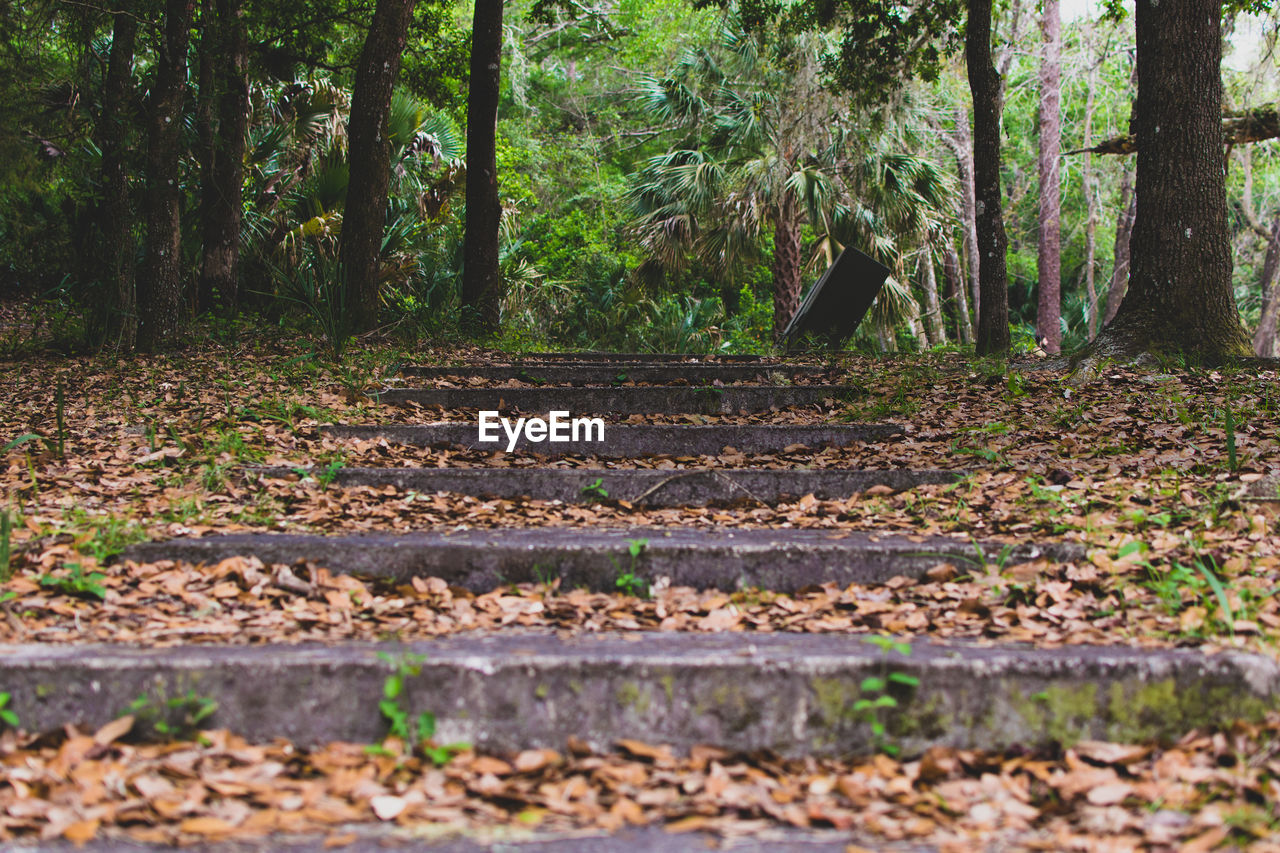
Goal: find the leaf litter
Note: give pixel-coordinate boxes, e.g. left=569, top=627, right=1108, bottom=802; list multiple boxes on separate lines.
left=5, top=340, right=1280, bottom=847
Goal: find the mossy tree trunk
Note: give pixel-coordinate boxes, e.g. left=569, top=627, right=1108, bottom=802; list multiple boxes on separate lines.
left=966, top=0, right=1011, bottom=357
left=1078, top=0, right=1250, bottom=368
left=136, top=0, right=195, bottom=352
left=461, top=0, right=505, bottom=334
left=90, top=3, right=138, bottom=350
left=339, top=0, right=417, bottom=335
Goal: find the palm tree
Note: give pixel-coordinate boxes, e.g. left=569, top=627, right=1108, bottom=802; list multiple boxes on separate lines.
left=629, top=16, right=951, bottom=341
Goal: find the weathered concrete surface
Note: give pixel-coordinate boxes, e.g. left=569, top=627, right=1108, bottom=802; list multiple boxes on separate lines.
left=254, top=466, right=965, bottom=506
left=498, top=352, right=777, bottom=363
left=378, top=385, right=855, bottom=415
left=399, top=362, right=829, bottom=385
left=0, top=826, right=901, bottom=852
left=2, top=634, right=1275, bottom=756
left=122, top=528, right=1081, bottom=592
left=322, top=423, right=901, bottom=456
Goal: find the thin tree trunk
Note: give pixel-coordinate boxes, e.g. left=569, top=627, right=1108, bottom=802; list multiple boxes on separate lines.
left=461, top=0, right=505, bottom=333
left=941, top=108, right=982, bottom=323
left=91, top=4, right=138, bottom=351
left=918, top=237, right=947, bottom=346
left=967, top=0, right=1011, bottom=357
left=1037, top=0, right=1062, bottom=353
left=339, top=0, right=417, bottom=335
left=136, top=0, right=196, bottom=352
left=195, top=1, right=217, bottom=315
left=1252, top=215, right=1280, bottom=356
left=199, top=0, right=249, bottom=315
left=1081, top=48, right=1100, bottom=340
left=944, top=243, right=974, bottom=345
left=770, top=196, right=802, bottom=338
left=1104, top=170, right=1136, bottom=325
left=1085, top=0, right=1250, bottom=363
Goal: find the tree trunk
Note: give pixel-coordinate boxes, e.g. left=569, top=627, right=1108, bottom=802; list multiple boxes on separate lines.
left=918, top=238, right=946, bottom=346
left=136, top=0, right=195, bottom=352
left=1081, top=0, right=1250, bottom=365
left=339, top=0, right=417, bottom=335
left=1104, top=170, right=1136, bottom=325
left=966, top=0, right=1011, bottom=357
left=91, top=4, right=138, bottom=351
left=1077, top=0, right=1250, bottom=368
left=198, top=0, right=249, bottom=316
left=941, top=108, right=982, bottom=323
left=943, top=243, right=974, bottom=345
left=1252, top=215, right=1280, bottom=356
left=461, top=0, right=505, bottom=334
left=195, top=1, right=216, bottom=315
left=770, top=196, right=802, bottom=338
left=1080, top=40, right=1100, bottom=340
left=1036, top=0, right=1061, bottom=354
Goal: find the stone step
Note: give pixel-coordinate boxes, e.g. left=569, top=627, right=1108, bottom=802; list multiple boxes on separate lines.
left=121, top=528, right=1080, bottom=593
left=377, top=385, right=853, bottom=415
left=322, top=423, right=901, bottom=457
left=399, top=362, right=829, bottom=385
left=0, top=826, right=875, bottom=852
left=256, top=466, right=965, bottom=506
left=494, top=352, right=779, bottom=363
left=3, top=634, right=1274, bottom=756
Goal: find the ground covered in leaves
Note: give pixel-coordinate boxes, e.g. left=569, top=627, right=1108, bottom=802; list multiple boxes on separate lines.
left=3, top=715, right=1279, bottom=851
left=4, top=329, right=1280, bottom=847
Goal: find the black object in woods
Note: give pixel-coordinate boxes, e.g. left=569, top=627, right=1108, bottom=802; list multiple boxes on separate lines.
left=781, top=247, right=891, bottom=347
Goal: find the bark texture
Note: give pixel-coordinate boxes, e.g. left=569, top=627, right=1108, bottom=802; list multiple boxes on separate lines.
left=1104, top=169, right=1135, bottom=325
left=943, top=243, right=974, bottom=345
left=91, top=5, right=138, bottom=350
left=966, top=0, right=1011, bottom=357
left=1080, top=0, right=1250, bottom=365
left=940, top=108, right=981, bottom=323
left=1070, top=105, right=1280, bottom=156
left=918, top=238, right=946, bottom=346
left=136, top=0, right=196, bottom=352
left=1252, top=215, right=1280, bottom=356
left=771, top=197, right=802, bottom=338
left=339, top=0, right=417, bottom=334
left=1036, top=0, right=1061, bottom=354
left=461, top=0, right=505, bottom=333
left=199, top=0, right=250, bottom=315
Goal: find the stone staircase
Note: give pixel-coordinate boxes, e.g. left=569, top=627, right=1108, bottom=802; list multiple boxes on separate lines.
left=2, top=353, right=1277, bottom=851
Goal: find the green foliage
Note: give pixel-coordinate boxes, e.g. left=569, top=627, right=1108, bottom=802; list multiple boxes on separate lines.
left=856, top=635, right=919, bottom=756
left=372, top=652, right=468, bottom=765
left=581, top=477, right=610, bottom=502
left=126, top=691, right=218, bottom=741
left=0, top=693, right=19, bottom=730
left=0, top=507, right=11, bottom=582
left=613, top=538, right=651, bottom=598
left=38, top=562, right=107, bottom=600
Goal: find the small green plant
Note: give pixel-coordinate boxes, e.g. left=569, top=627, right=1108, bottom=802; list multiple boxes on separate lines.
left=0, top=692, right=19, bottom=729
left=855, top=635, right=920, bottom=756
left=39, top=562, right=107, bottom=600
left=316, top=459, right=344, bottom=488
left=612, top=538, right=650, bottom=598
left=0, top=507, right=11, bottom=582
left=372, top=652, right=468, bottom=766
left=53, top=380, right=66, bottom=458
left=3, top=434, right=41, bottom=454
left=1224, top=397, right=1238, bottom=473
left=1143, top=557, right=1239, bottom=636
left=126, top=690, right=218, bottom=741
left=580, top=477, right=609, bottom=502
